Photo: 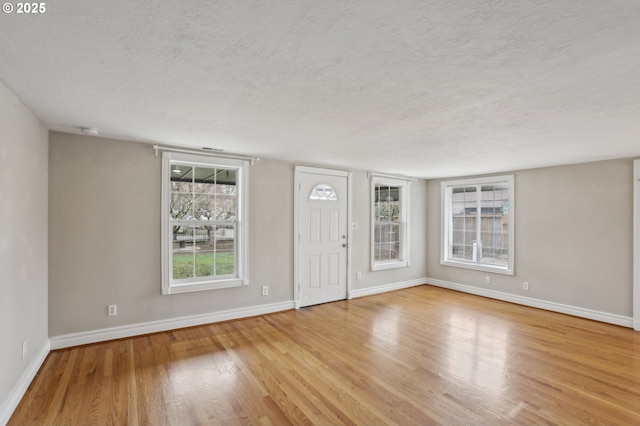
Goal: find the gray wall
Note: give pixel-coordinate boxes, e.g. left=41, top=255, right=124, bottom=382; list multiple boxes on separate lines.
left=49, top=132, right=428, bottom=336
left=0, top=81, right=49, bottom=416
left=426, top=158, right=634, bottom=316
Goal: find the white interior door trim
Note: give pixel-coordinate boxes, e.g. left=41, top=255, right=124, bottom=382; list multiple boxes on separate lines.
left=633, top=159, right=640, bottom=331
left=294, top=166, right=352, bottom=309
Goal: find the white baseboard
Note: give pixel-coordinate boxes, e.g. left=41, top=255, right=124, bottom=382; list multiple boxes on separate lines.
left=349, top=278, right=426, bottom=299
left=0, top=340, right=50, bottom=426
left=426, top=277, right=634, bottom=328
left=50, top=301, right=295, bottom=350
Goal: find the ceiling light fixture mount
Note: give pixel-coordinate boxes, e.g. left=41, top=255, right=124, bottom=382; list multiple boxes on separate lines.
left=80, top=127, right=99, bottom=136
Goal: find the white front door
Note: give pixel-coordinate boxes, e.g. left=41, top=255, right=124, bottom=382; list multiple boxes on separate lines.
left=296, top=167, right=349, bottom=307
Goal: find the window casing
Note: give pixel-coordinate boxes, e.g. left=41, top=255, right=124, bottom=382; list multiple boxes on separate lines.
left=441, top=175, right=514, bottom=275
left=371, top=174, right=411, bottom=271
left=161, top=152, right=249, bottom=294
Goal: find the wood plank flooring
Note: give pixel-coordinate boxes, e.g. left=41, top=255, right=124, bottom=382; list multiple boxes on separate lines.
left=10, top=285, right=640, bottom=425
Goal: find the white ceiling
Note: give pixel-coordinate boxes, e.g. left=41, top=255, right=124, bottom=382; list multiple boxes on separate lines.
left=1, top=1, right=639, bottom=179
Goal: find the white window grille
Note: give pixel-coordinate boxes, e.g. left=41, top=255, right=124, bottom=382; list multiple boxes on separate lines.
left=161, top=152, right=249, bottom=294
left=441, top=175, right=514, bottom=275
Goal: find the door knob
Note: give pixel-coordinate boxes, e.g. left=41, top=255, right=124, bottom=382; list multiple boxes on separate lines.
left=342, top=243, right=348, bottom=248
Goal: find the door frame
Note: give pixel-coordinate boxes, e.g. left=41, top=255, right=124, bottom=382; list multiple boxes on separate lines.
left=294, top=166, right=352, bottom=309
left=634, top=159, right=640, bottom=331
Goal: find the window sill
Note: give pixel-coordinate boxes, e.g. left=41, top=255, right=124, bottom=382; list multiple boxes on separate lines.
left=440, top=259, right=513, bottom=275
left=371, top=261, right=409, bottom=271
left=162, top=278, right=247, bottom=295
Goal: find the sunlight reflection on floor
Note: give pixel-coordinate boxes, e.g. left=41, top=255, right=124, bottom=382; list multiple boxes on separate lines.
left=371, top=307, right=401, bottom=347
left=445, top=311, right=510, bottom=396
left=168, top=351, right=239, bottom=399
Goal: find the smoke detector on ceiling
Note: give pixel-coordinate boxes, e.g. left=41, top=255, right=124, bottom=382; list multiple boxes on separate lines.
left=80, top=127, right=99, bottom=136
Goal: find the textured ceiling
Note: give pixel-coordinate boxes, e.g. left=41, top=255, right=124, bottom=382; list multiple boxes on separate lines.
left=1, top=0, right=639, bottom=178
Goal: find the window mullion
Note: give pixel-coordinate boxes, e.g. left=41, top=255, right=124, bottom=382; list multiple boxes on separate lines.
left=449, top=187, right=454, bottom=260
left=475, top=184, right=482, bottom=263
left=191, top=171, right=196, bottom=278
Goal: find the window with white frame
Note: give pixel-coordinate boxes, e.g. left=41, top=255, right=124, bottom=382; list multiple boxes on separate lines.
left=441, top=175, right=514, bottom=275
left=161, top=152, right=249, bottom=294
left=371, top=174, right=411, bottom=270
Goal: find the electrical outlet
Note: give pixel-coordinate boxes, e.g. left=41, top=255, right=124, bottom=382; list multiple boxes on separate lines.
left=523, top=282, right=529, bottom=291
left=356, top=271, right=362, bottom=280
left=485, top=276, right=491, bottom=284
left=108, top=304, right=117, bottom=316
left=262, top=286, right=269, bottom=296
left=22, top=340, right=27, bottom=360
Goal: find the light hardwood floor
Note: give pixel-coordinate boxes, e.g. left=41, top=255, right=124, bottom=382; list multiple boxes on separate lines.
left=10, top=286, right=640, bottom=425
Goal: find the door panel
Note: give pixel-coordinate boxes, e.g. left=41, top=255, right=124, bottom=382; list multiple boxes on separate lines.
left=310, top=209, right=321, bottom=242
left=309, top=255, right=321, bottom=288
left=328, top=254, right=339, bottom=286
left=298, top=171, right=348, bottom=307
left=329, top=210, right=339, bottom=241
